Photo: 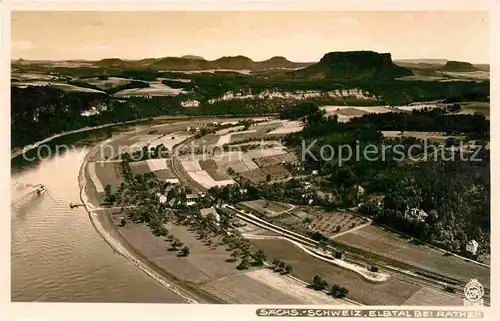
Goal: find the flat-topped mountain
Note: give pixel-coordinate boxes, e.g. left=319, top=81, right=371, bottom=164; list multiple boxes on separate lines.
left=291, top=51, right=412, bottom=81
left=440, top=60, right=479, bottom=72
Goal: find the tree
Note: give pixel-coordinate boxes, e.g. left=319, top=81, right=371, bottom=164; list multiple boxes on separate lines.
left=284, top=264, right=293, bottom=274
left=330, top=284, right=341, bottom=296
left=104, top=184, right=115, bottom=204
left=253, top=250, right=266, bottom=266
left=237, top=257, right=250, bottom=270
left=277, top=261, right=286, bottom=271
left=311, top=275, right=328, bottom=290
left=266, top=174, right=272, bottom=182
left=180, top=246, right=190, bottom=257
left=120, top=218, right=127, bottom=226
left=337, top=287, right=348, bottom=298
left=272, top=258, right=280, bottom=268
left=171, top=239, right=181, bottom=250
left=230, top=250, right=239, bottom=261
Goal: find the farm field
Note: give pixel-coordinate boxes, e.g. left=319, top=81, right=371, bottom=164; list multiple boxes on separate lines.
left=171, top=69, right=252, bottom=75
left=11, top=72, right=55, bottom=81
left=249, top=238, right=422, bottom=305
left=148, top=132, right=193, bottom=150
left=206, top=170, right=231, bottom=181
left=460, top=101, right=490, bottom=117
left=254, top=205, right=369, bottom=238
left=335, top=225, right=490, bottom=289
left=200, top=272, right=302, bottom=304
left=299, top=208, right=368, bottom=238
left=261, top=164, right=292, bottom=181
left=267, top=120, right=304, bottom=135
left=118, top=223, right=243, bottom=284
left=82, top=76, right=131, bottom=89
left=253, top=152, right=297, bottom=167
left=11, top=81, right=106, bottom=93
left=439, top=70, right=489, bottom=80
left=114, top=81, right=185, bottom=97
left=128, top=159, right=175, bottom=175
left=319, top=106, right=393, bottom=119
left=251, top=122, right=283, bottom=133
left=330, top=107, right=368, bottom=117
left=199, top=159, right=218, bottom=172
left=382, top=131, right=464, bottom=143
left=354, top=106, right=395, bottom=114
left=225, top=159, right=259, bottom=173
left=154, top=168, right=178, bottom=183
left=402, top=287, right=463, bottom=306
left=237, top=219, right=280, bottom=236
left=201, top=268, right=347, bottom=304
left=244, top=269, right=349, bottom=305
left=196, top=134, right=221, bottom=145
left=396, top=75, right=446, bottom=82
left=239, top=168, right=268, bottom=184
left=93, top=161, right=124, bottom=193
left=238, top=200, right=294, bottom=217
left=129, top=161, right=152, bottom=175
left=215, top=125, right=245, bottom=135
left=89, top=136, right=140, bottom=161
left=187, top=170, right=235, bottom=188
left=180, top=160, right=203, bottom=172
left=243, top=148, right=288, bottom=160
left=229, top=130, right=260, bottom=143
left=229, top=140, right=282, bottom=148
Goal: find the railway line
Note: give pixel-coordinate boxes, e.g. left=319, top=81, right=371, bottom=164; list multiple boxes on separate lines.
left=220, top=205, right=490, bottom=305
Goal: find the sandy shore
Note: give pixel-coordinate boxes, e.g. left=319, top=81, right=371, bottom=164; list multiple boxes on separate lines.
left=78, top=133, right=222, bottom=304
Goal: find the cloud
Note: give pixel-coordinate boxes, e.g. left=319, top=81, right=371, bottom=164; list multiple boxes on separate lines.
left=12, top=40, right=36, bottom=51
left=329, top=17, right=358, bottom=26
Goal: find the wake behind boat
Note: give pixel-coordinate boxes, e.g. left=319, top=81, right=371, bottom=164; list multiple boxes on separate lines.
left=11, top=183, right=46, bottom=205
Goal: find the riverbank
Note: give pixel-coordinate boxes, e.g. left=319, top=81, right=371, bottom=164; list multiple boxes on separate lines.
left=78, top=132, right=209, bottom=304
left=78, top=132, right=218, bottom=304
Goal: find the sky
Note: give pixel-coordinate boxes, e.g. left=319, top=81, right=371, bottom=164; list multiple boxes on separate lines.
left=11, top=11, right=490, bottom=63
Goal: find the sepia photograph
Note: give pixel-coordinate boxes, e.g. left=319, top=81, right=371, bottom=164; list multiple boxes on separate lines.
left=7, top=3, right=493, bottom=315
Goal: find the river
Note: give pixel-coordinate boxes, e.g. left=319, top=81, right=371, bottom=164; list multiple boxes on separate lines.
left=10, top=128, right=185, bottom=302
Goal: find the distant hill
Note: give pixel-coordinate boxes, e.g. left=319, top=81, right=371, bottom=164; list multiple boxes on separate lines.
left=394, top=58, right=449, bottom=65
left=440, top=61, right=479, bottom=72
left=212, top=55, right=254, bottom=69
left=91, top=55, right=310, bottom=71
left=182, top=55, right=205, bottom=60
left=96, top=58, right=129, bottom=68
left=474, top=64, right=490, bottom=71
left=395, top=59, right=489, bottom=72
left=394, top=60, right=447, bottom=70
left=256, top=56, right=308, bottom=69
left=291, top=51, right=412, bottom=81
